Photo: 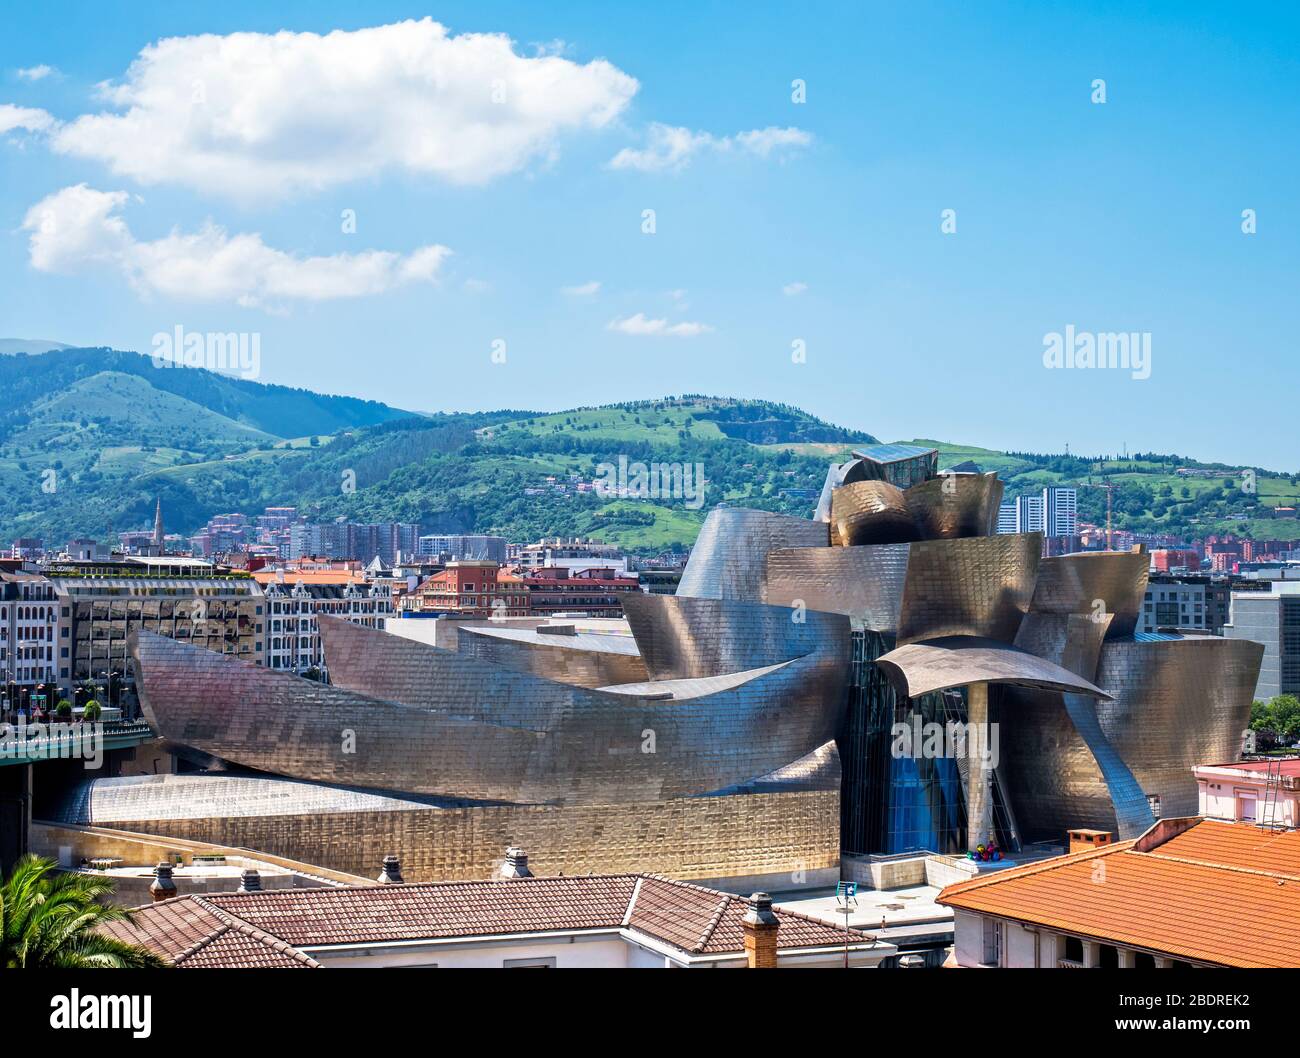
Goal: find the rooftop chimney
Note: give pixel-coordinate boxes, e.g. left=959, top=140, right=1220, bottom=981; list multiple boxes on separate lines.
left=150, top=862, right=176, bottom=903
left=1067, top=829, right=1114, bottom=855
left=237, top=868, right=262, bottom=893
left=741, top=892, right=779, bottom=968
left=500, top=846, right=533, bottom=879
left=377, top=854, right=404, bottom=884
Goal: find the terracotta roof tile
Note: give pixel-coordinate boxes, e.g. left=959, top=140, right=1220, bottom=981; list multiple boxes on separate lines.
left=108, top=873, right=874, bottom=965
left=939, top=819, right=1300, bottom=967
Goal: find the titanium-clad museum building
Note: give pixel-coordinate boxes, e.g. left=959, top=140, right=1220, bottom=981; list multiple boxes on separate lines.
left=53, top=444, right=1263, bottom=888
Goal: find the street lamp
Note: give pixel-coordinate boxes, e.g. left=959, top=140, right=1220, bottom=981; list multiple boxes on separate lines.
left=836, top=880, right=858, bottom=969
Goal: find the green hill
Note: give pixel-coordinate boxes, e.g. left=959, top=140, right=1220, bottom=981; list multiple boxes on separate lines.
left=0, top=353, right=1295, bottom=552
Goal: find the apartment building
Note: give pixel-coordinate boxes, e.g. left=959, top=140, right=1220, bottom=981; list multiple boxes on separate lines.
left=45, top=557, right=265, bottom=680
left=255, top=570, right=392, bottom=676
left=409, top=560, right=529, bottom=618
left=0, top=572, right=61, bottom=688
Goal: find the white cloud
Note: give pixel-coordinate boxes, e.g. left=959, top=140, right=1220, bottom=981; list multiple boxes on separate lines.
left=16, top=65, right=55, bottom=81
left=46, top=18, right=639, bottom=200
left=22, top=184, right=451, bottom=308
left=609, top=122, right=811, bottom=173
left=734, top=127, right=813, bottom=157
left=607, top=312, right=712, bottom=338
left=609, top=124, right=713, bottom=173
left=561, top=280, right=601, bottom=296
left=0, top=103, right=54, bottom=134
left=782, top=281, right=808, bottom=296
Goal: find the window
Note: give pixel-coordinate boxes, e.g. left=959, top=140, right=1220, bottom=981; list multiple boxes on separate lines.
left=1133, top=952, right=1156, bottom=969
left=503, top=956, right=556, bottom=968
left=981, top=917, right=1001, bottom=966
left=1098, top=944, right=1119, bottom=968
left=1062, top=935, right=1084, bottom=963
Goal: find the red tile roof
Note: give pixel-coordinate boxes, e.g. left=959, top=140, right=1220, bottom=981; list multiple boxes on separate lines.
left=102, top=898, right=320, bottom=968
left=103, top=874, right=873, bottom=967
left=938, top=818, right=1300, bottom=968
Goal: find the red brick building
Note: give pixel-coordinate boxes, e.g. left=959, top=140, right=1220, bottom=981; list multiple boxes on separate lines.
left=410, top=560, right=530, bottom=617
left=1150, top=548, right=1201, bottom=572
left=521, top=566, right=640, bottom=617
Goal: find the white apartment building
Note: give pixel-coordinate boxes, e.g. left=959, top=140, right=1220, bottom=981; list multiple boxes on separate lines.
left=0, top=573, right=61, bottom=690
left=995, top=487, right=1077, bottom=538
left=261, top=576, right=392, bottom=675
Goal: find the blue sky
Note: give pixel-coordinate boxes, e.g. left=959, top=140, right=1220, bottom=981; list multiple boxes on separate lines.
left=1, top=2, right=1296, bottom=467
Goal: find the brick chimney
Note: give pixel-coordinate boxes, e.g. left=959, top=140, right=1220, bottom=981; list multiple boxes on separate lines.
left=377, top=854, right=404, bottom=884
left=150, top=862, right=176, bottom=903
left=1067, top=829, right=1114, bottom=855
left=237, top=868, right=261, bottom=893
left=499, top=846, right=533, bottom=879
left=741, top=892, right=780, bottom=968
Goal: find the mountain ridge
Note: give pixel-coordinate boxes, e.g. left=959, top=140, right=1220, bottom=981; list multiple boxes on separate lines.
left=0, top=348, right=1296, bottom=552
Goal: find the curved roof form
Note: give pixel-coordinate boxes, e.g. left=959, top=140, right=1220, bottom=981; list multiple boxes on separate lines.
left=763, top=543, right=911, bottom=631
left=132, top=624, right=847, bottom=807
left=874, top=635, right=1113, bottom=700
left=456, top=624, right=647, bottom=688
left=762, top=533, right=1039, bottom=641
left=622, top=593, right=849, bottom=682
left=904, top=472, right=1004, bottom=540
left=895, top=535, right=1039, bottom=644
left=676, top=507, right=827, bottom=600
left=1093, top=636, right=1263, bottom=819
left=831, top=480, right=917, bottom=546
left=1028, top=550, right=1150, bottom=639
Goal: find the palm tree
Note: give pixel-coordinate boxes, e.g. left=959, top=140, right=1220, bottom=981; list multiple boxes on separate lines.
left=0, top=855, right=167, bottom=968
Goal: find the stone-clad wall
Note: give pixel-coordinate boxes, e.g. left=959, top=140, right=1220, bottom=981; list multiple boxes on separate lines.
left=105, top=789, right=841, bottom=884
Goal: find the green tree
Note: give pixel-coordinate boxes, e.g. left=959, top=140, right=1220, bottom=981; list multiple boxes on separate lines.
left=0, top=855, right=166, bottom=968
left=1270, top=694, right=1300, bottom=741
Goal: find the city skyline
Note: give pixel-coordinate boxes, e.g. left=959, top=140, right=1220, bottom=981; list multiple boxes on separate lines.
left=1, top=3, right=1297, bottom=469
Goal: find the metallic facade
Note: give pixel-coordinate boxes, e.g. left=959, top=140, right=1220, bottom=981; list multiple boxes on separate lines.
left=117, top=447, right=1266, bottom=876
left=454, top=624, right=648, bottom=688
left=874, top=635, right=1113, bottom=700
left=831, top=481, right=916, bottom=546
left=676, top=507, right=827, bottom=600
left=622, top=594, right=848, bottom=681
left=124, top=589, right=849, bottom=883
left=1094, top=637, right=1262, bottom=820
left=762, top=533, right=1038, bottom=642
left=134, top=619, right=847, bottom=807
left=904, top=472, right=1004, bottom=540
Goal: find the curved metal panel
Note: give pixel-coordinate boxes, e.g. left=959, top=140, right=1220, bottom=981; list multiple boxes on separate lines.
left=1029, top=550, right=1149, bottom=639
left=875, top=635, right=1113, bottom=700
left=831, top=480, right=917, bottom=546
left=622, top=593, right=848, bottom=681
left=135, top=623, right=848, bottom=807
left=456, top=624, right=647, bottom=688
left=1008, top=610, right=1158, bottom=838
left=762, top=534, right=1037, bottom=642
left=676, top=507, right=828, bottom=600
left=1004, top=636, right=1263, bottom=838
left=316, top=615, right=848, bottom=801
left=814, top=458, right=872, bottom=522
left=896, top=534, right=1040, bottom=644
left=904, top=472, right=1004, bottom=539
left=1094, top=637, right=1263, bottom=819
left=762, top=543, right=911, bottom=632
